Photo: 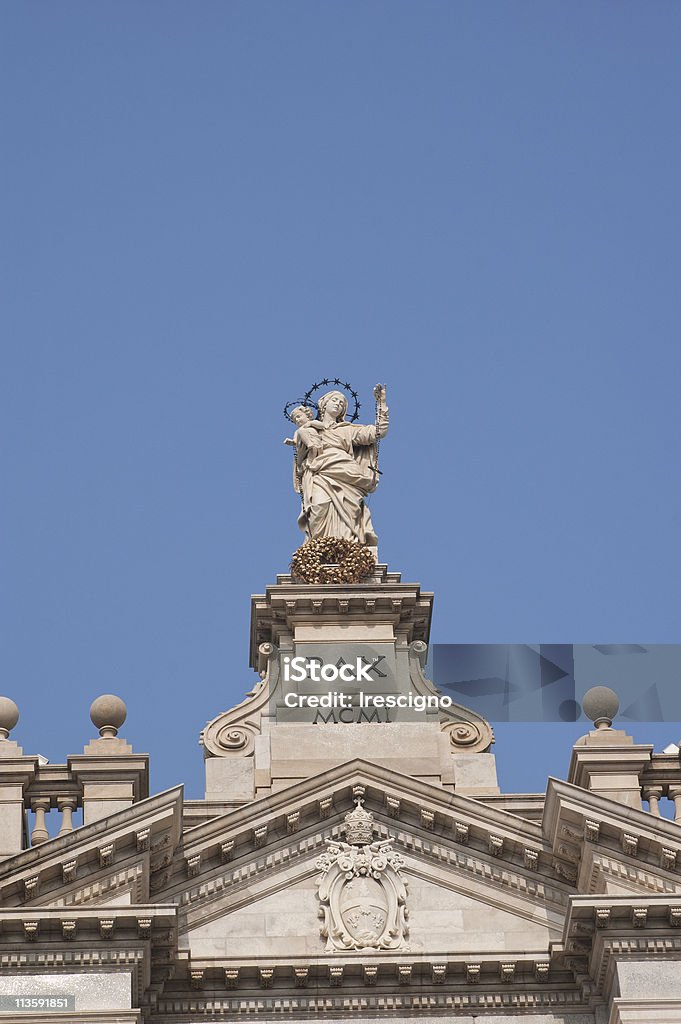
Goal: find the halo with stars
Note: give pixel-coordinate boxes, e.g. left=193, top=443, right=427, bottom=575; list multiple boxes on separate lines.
left=303, top=378, right=360, bottom=422
left=283, top=379, right=361, bottom=423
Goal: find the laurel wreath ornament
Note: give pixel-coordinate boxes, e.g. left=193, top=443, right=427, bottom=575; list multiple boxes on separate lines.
left=291, top=538, right=376, bottom=584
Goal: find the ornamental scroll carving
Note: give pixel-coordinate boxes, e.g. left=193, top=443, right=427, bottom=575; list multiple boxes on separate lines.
left=408, top=641, right=494, bottom=753
left=200, top=642, right=278, bottom=758
left=316, top=798, right=409, bottom=952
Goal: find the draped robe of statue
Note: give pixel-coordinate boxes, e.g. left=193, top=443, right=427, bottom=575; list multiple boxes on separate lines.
left=295, top=408, right=387, bottom=547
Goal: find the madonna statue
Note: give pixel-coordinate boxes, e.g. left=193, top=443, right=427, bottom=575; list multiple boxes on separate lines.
left=293, top=384, right=388, bottom=548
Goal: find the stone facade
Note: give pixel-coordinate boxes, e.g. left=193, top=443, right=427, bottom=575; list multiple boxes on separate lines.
left=0, top=566, right=680, bottom=1024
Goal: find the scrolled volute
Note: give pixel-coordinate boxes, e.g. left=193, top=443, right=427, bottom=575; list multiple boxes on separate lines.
left=446, top=722, right=482, bottom=748
left=200, top=643, right=279, bottom=758
left=407, top=641, right=494, bottom=754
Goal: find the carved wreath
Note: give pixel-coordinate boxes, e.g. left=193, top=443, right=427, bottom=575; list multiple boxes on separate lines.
left=291, top=538, right=376, bottom=585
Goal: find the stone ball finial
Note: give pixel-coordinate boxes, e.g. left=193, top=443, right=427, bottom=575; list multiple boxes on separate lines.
left=0, top=696, right=19, bottom=740
left=582, top=686, right=620, bottom=730
left=90, top=694, right=127, bottom=738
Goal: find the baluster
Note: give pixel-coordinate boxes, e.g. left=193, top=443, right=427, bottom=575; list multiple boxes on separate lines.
left=58, top=797, right=77, bottom=837
left=31, top=798, right=50, bottom=845
left=643, top=785, right=663, bottom=816
left=669, top=786, right=681, bottom=823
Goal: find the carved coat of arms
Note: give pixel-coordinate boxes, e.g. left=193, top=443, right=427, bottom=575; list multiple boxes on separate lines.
left=316, top=797, right=409, bottom=952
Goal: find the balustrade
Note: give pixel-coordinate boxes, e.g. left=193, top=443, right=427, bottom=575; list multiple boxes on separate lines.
left=641, top=755, right=681, bottom=822
left=0, top=693, right=148, bottom=858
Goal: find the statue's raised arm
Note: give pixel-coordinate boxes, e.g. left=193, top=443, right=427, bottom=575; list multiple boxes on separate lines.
left=373, top=382, right=389, bottom=439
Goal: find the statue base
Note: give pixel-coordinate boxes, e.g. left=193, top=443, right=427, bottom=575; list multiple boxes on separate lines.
left=200, top=565, right=498, bottom=804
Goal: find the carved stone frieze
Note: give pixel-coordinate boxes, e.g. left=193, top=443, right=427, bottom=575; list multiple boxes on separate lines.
left=560, top=823, right=582, bottom=842
left=554, top=859, right=578, bottom=883
left=557, top=842, right=581, bottom=865
left=152, top=988, right=589, bottom=1017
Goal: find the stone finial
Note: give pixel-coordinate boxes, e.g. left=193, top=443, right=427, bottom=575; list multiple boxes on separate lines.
left=90, top=694, right=127, bottom=738
left=0, top=696, right=19, bottom=740
left=569, top=684, right=652, bottom=808
left=582, top=686, right=619, bottom=730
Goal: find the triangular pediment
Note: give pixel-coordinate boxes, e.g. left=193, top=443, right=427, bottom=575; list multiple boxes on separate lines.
left=183, top=833, right=562, bottom=963
left=544, top=778, right=681, bottom=897
left=153, top=759, right=569, bottom=967
left=0, top=786, right=183, bottom=909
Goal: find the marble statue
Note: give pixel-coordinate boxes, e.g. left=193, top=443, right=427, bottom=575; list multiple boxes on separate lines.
left=289, top=384, right=388, bottom=547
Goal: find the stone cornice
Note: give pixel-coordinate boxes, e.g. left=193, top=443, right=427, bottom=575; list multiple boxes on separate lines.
left=0, top=903, right=176, bottom=930
left=545, top=779, right=681, bottom=850
left=0, top=905, right=177, bottom=1008
left=183, top=759, right=543, bottom=855
left=152, top=977, right=587, bottom=1019
left=154, top=947, right=585, bottom=1016
left=249, top=568, right=434, bottom=667
left=559, top=894, right=681, bottom=1002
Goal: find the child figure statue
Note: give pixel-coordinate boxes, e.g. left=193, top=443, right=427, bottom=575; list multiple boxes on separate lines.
left=283, top=405, right=324, bottom=496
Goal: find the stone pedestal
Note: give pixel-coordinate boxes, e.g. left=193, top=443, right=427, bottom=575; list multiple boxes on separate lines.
left=568, top=729, right=652, bottom=809
left=202, top=566, right=498, bottom=801
left=0, top=739, right=37, bottom=859
left=69, top=736, right=148, bottom=824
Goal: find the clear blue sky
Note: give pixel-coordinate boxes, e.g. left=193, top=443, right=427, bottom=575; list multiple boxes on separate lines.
left=3, top=3, right=681, bottom=801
